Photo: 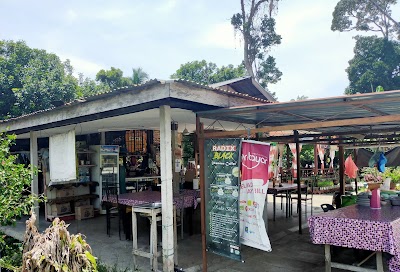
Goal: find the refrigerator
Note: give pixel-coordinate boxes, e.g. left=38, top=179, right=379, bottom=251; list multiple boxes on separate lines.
left=90, top=145, right=119, bottom=214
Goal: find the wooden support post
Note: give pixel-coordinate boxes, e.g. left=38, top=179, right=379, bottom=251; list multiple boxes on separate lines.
left=197, top=117, right=207, bottom=272
left=376, top=252, right=384, bottom=272
left=151, top=211, right=158, bottom=271
left=294, top=130, right=302, bottom=234
left=160, top=105, right=174, bottom=272
left=132, top=210, right=137, bottom=268
left=339, top=145, right=345, bottom=198
left=286, top=144, right=291, bottom=179
left=314, top=144, right=318, bottom=175
left=30, top=131, right=39, bottom=225
left=325, top=244, right=332, bottom=272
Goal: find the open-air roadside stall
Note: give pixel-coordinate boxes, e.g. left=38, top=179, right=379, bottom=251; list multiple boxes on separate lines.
left=0, top=78, right=273, bottom=271
left=196, top=90, right=400, bottom=271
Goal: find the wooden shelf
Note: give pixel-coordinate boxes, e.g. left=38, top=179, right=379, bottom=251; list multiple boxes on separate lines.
left=47, top=194, right=98, bottom=204
left=78, top=164, right=96, bottom=168
left=48, top=181, right=99, bottom=190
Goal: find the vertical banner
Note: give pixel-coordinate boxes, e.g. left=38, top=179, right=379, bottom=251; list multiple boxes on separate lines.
left=205, top=138, right=242, bottom=261
left=239, top=140, right=272, bottom=252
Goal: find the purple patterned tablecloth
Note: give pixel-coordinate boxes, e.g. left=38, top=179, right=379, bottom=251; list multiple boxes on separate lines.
left=308, top=204, right=400, bottom=272
left=102, top=189, right=200, bottom=210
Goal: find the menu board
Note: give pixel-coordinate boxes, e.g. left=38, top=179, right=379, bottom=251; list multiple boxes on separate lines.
left=204, top=138, right=242, bottom=261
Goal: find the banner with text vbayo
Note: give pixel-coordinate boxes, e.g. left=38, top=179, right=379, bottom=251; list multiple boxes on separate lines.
left=205, top=138, right=242, bottom=261
left=240, top=140, right=272, bottom=252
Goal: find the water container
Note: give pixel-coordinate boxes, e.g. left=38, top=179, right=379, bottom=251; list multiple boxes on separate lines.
left=370, top=189, right=381, bottom=209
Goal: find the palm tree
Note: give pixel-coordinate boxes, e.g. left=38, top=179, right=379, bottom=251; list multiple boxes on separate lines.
left=132, top=67, right=149, bottom=85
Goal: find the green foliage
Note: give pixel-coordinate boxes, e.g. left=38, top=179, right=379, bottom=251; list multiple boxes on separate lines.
left=300, top=145, right=314, bottom=166
left=231, top=1, right=282, bottom=90
left=171, top=60, right=246, bottom=85
left=0, top=233, right=22, bottom=270
left=96, top=67, right=132, bottom=89
left=131, top=67, right=149, bottom=85
left=331, top=0, right=398, bottom=39
left=0, top=131, right=43, bottom=271
left=0, top=40, right=80, bottom=118
left=317, top=180, right=335, bottom=187
left=290, top=95, right=309, bottom=101
left=182, top=134, right=195, bottom=166
left=0, top=132, right=43, bottom=226
left=383, top=167, right=400, bottom=183
left=345, top=36, right=400, bottom=94
left=77, top=73, right=107, bottom=98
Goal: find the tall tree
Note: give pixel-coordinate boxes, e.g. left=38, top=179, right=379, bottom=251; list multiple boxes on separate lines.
left=331, top=0, right=400, bottom=94
left=231, top=0, right=282, bottom=88
left=331, top=0, right=398, bottom=39
left=131, top=67, right=149, bottom=85
left=76, top=73, right=105, bottom=98
left=170, top=60, right=246, bottom=84
left=290, top=95, right=309, bottom=101
left=0, top=40, right=79, bottom=118
left=95, top=67, right=132, bottom=89
left=345, top=36, right=400, bottom=94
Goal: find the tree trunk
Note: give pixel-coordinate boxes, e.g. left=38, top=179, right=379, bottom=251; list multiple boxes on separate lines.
left=243, top=41, right=255, bottom=78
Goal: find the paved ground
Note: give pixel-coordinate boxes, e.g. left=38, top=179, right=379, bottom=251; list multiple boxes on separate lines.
left=0, top=194, right=390, bottom=271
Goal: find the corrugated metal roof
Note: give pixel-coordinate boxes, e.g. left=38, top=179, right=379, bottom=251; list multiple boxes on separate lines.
left=197, top=90, right=400, bottom=144
left=210, top=76, right=276, bottom=101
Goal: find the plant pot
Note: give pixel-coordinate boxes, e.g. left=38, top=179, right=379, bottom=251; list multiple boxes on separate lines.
left=367, top=182, right=382, bottom=191
left=390, top=182, right=396, bottom=190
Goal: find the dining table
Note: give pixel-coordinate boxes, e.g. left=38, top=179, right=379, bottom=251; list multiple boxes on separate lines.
left=103, top=189, right=200, bottom=209
left=102, top=189, right=200, bottom=237
left=308, top=204, right=400, bottom=272
left=267, top=183, right=307, bottom=221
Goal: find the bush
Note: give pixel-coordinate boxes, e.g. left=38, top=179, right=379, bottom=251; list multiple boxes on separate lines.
left=317, top=180, right=334, bottom=187
left=0, top=233, right=22, bottom=271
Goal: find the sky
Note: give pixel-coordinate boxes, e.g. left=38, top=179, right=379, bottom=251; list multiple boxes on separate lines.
left=0, top=0, right=383, bottom=101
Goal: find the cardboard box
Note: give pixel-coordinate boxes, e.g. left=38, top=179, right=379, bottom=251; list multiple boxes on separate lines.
left=51, top=203, right=71, bottom=215
left=75, top=205, right=94, bottom=220
left=56, top=188, right=74, bottom=198
left=75, top=199, right=90, bottom=207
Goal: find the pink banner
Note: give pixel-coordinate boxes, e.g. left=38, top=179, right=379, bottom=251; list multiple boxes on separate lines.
left=239, top=140, right=272, bottom=252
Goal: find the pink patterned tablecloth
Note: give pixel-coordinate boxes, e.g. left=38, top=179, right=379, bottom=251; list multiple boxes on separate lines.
left=102, top=189, right=200, bottom=210
left=308, top=204, right=400, bottom=272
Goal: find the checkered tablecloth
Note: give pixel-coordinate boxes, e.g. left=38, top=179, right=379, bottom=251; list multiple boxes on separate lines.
left=308, top=204, right=400, bottom=271
left=102, top=189, right=200, bottom=210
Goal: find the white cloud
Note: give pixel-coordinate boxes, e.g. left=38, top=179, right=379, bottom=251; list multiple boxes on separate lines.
left=197, top=22, right=240, bottom=49
left=156, top=0, right=179, bottom=14
left=65, top=9, right=78, bottom=23
left=59, top=54, right=104, bottom=78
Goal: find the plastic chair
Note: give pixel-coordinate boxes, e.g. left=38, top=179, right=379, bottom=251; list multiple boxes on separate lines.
left=291, top=177, right=314, bottom=215
left=103, top=173, right=123, bottom=239
left=320, top=203, right=335, bottom=212
left=276, top=171, right=292, bottom=212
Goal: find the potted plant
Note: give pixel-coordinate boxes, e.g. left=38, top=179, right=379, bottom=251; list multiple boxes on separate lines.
left=360, top=167, right=383, bottom=190
left=383, top=167, right=400, bottom=190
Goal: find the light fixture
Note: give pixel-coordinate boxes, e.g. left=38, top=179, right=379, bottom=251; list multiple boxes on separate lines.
left=182, top=124, right=190, bottom=136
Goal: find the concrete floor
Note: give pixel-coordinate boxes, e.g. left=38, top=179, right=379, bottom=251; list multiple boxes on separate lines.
left=0, top=194, right=390, bottom=272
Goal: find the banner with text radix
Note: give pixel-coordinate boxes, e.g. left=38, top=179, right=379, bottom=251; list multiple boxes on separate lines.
left=205, top=138, right=242, bottom=261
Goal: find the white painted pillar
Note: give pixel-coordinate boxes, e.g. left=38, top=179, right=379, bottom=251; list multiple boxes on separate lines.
left=160, top=105, right=174, bottom=271
left=30, top=131, right=39, bottom=225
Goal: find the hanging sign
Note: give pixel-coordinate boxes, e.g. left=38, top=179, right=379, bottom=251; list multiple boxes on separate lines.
left=205, top=138, right=242, bottom=261
left=239, top=140, right=272, bottom=252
